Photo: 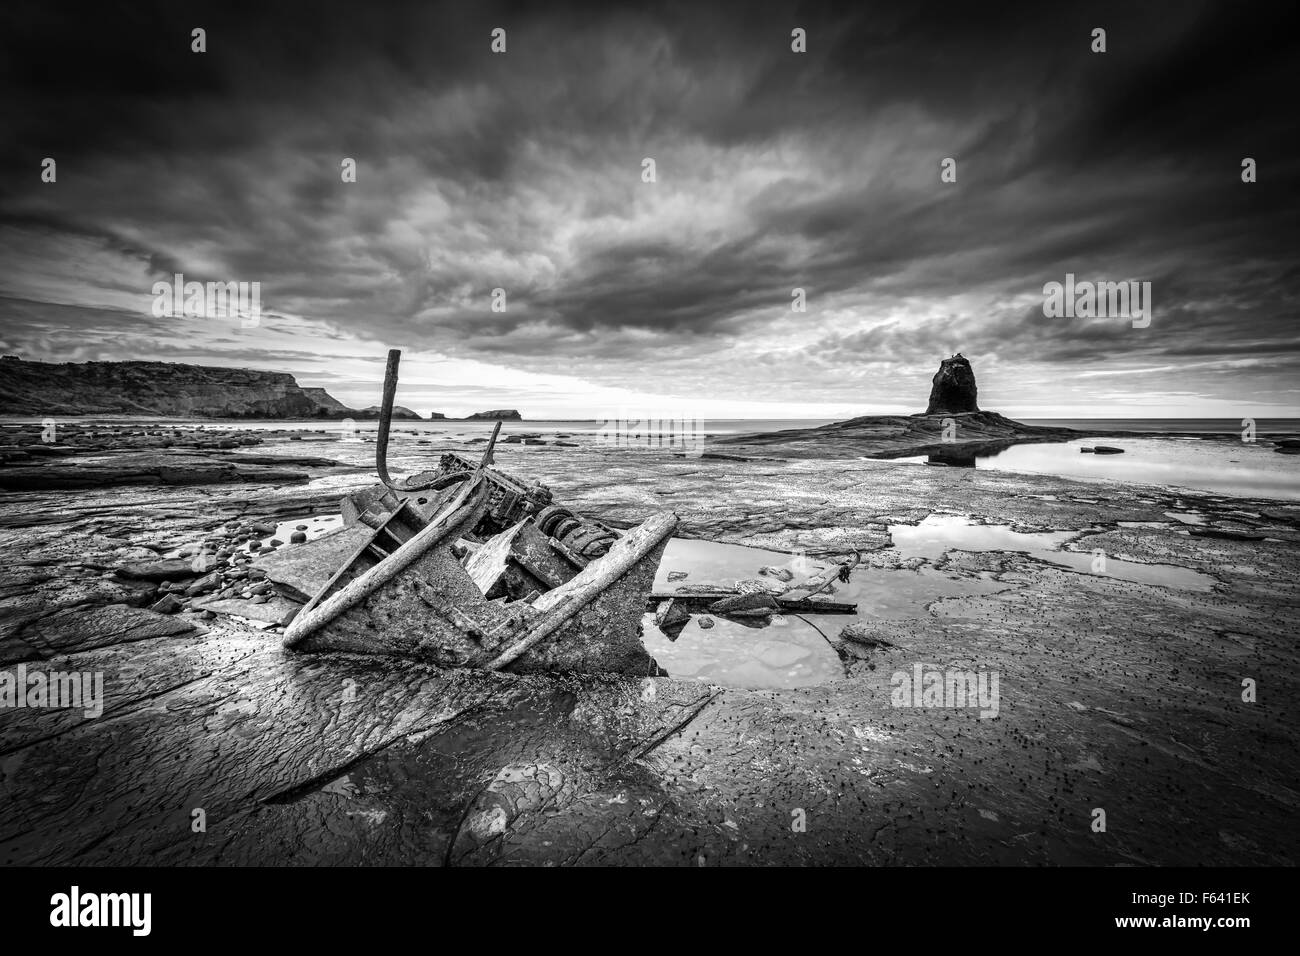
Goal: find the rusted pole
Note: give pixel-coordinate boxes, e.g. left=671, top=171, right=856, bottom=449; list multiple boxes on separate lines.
left=375, top=351, right=504, bottom=492
left=376, top=348, right=401, bottom=490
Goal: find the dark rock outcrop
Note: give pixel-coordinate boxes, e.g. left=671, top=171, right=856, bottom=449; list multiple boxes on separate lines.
left=465, top=409, right=523, bottom=421
left=358, top=404, right=422, bottom=421
left=925, top=353, right=980, bottom=415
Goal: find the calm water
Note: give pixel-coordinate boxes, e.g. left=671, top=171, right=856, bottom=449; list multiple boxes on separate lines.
left=644, top=520, right=1215, bottom=688
left=8, top=415, right=1299, bottom=501
left=895, top=437, right=1300, bottom=501
left=888, top=514, right=1216, bottom=590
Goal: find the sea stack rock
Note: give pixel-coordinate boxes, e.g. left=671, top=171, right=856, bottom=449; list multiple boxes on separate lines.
left=925, top=353, right=980, bottom=415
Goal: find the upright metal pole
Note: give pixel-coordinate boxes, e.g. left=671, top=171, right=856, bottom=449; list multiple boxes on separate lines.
left=376, top=348, right=401, bottom=489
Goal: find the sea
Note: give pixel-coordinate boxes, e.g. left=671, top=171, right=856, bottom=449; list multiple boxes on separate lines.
left=6, top=416, right=1300, bottom=502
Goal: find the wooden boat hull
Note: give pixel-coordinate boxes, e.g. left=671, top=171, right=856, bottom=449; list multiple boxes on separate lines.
left=283, top=346, right=677, bottom=676
left=291, top=529, right=671, bottom=676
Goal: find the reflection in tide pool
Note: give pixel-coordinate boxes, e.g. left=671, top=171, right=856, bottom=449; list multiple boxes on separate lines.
left=644, top=514, right=1218, bottom=688
left=889, top=514, right=1216, bottom=591
left=896, top=438, right=1300, bottom=501
left=645, top=538, right=845, bottom=689
left=642, top=611, right=844, bottom=689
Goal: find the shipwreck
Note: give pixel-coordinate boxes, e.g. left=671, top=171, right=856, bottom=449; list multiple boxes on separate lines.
left=283, top=349, right=855, bottom=677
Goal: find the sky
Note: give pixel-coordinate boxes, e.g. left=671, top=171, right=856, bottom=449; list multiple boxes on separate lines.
left=1, top=0, right=1297, bottom=419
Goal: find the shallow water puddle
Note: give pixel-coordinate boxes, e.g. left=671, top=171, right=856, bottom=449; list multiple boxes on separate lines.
left=653, top=538, right=829, bottom=593
left=642, top=611, right=844, bottom=689
left=889, top=514, right=1076, bottom=559
left=646, top=538, right=845, bottom=688
left=827, top=566, right=1008, bottom=619
left=645, top=537, right=1018, bottom=687
left=889, top=514, right=1215, bottom=591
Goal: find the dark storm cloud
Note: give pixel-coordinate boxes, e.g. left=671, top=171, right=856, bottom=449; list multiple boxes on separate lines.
left=0, top=0, right=1297, bottom=411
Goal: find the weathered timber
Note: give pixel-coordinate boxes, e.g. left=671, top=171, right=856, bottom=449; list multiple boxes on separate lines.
left=648, top=591, right=858, bottom=614
left=283, top=474, right=490, bottom=646
left=486, top=512, right=679, bottom=671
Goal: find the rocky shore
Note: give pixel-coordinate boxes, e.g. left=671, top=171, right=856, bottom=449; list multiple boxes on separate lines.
left=0, top=421, right=360, bottom=490
left=1, top=416, right=1296, bottom=866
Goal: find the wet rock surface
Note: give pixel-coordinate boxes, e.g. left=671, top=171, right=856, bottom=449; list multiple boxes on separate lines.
left=0, top=422, right=359, bottom=489
left=1, top=427, right=1297, bottom=865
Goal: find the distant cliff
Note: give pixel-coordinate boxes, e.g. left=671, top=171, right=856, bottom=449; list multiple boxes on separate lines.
left=0, top=356, right=421, bottom=420
left=464, top=409, right=523, bottom=421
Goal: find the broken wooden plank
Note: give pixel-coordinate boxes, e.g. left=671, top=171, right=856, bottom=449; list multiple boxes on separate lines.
left=283, top=475, right=489, bottom=646
left=648, top=591, right=858, bottom=614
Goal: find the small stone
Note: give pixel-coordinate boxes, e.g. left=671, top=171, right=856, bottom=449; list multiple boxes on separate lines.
left=838, top=623, right=894, bottom=649
left=654, top=598, right=691, bottom=634
left=150, top=594, right=184, bottom=614
left=697, top=616, right=715, bottom=629
left=289, top=531, right=308, bottom=543
left=184, top=572, right=222, bottom=596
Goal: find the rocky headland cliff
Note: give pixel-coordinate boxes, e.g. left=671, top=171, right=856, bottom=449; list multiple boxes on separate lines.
left=0, top=356, right=527, bottom=422
left=0, top=357, right=427, bottom=420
